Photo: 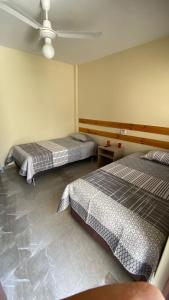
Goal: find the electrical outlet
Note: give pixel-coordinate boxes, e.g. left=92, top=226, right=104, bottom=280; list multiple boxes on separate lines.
left=120, top=129, right=127, bottom=135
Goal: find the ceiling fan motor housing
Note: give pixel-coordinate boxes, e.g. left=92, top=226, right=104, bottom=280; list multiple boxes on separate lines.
left=40, top=20, right=56, bottom=40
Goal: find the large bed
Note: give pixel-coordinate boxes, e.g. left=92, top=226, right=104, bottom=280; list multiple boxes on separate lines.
left=58, top=152, right=169, bottom=282
left=5, top=134, right=97, bottom=183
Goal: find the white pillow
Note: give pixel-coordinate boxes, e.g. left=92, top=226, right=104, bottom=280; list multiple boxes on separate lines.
left=143, top=150, right=169, bottom=166
left=70, top=133, right=91, bottom=142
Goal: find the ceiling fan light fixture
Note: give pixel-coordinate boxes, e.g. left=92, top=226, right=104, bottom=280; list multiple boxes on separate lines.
left=42, top=38, right=55, bottom=59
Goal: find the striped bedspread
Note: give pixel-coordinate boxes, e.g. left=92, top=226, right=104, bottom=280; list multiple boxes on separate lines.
left=5, top=137, right=96, bottom=183
left=58, top=152, right=169, bottom=280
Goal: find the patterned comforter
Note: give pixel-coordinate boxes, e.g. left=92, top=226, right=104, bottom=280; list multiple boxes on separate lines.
left=58, top=152, right=169, bottom=280
left=5, top=137, right=97, bottom=183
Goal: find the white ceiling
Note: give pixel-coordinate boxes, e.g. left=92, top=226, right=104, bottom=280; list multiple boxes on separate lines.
left=0, top=0, right=169, bottom=64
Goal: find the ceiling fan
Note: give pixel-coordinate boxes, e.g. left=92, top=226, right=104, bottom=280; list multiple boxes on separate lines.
left=0, top=0, right=102, bottom=59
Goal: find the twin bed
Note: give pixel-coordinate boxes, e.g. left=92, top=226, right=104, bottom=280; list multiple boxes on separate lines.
left=5, top=133, right=97, bottom=183
left=58, top=151, right=169, bottom=282
left=5, top=134, right=169, bottom=284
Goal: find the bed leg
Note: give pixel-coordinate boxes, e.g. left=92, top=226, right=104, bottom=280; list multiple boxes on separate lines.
left=32, top=178, right=36, bottom=187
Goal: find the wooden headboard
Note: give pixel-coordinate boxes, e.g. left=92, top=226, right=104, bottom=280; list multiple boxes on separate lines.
left=79, top=118, right=169, bottom=149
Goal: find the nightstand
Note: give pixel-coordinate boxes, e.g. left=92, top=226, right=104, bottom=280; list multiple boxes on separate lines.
left=98, top=144, right=124, bottom=167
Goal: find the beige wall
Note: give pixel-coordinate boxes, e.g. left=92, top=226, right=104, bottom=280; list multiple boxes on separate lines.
left=0, top=46, right=75, bottom=166
left=78, top=37, right=169, bottom=153
left=1, top=38, right=169, bottom=166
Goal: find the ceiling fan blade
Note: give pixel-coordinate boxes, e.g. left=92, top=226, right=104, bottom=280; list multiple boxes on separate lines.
left=55, top=31, right=102, bottom=39
left=0, top=0, right=42, bottom=29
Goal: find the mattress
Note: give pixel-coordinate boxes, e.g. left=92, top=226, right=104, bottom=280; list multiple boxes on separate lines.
left=58, top=152, right=169, bottom=281
left=5, top=136, right=97, bottom=183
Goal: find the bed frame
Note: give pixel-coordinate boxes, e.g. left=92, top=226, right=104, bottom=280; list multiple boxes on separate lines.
left=78, top=118, right=169, bottom=291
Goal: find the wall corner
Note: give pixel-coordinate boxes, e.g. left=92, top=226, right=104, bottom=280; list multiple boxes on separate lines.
left=74, top=64, right=79, bottom=132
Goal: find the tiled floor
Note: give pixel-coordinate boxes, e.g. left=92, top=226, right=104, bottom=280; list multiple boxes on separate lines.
left=0, top=159, right=132, bottom=300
